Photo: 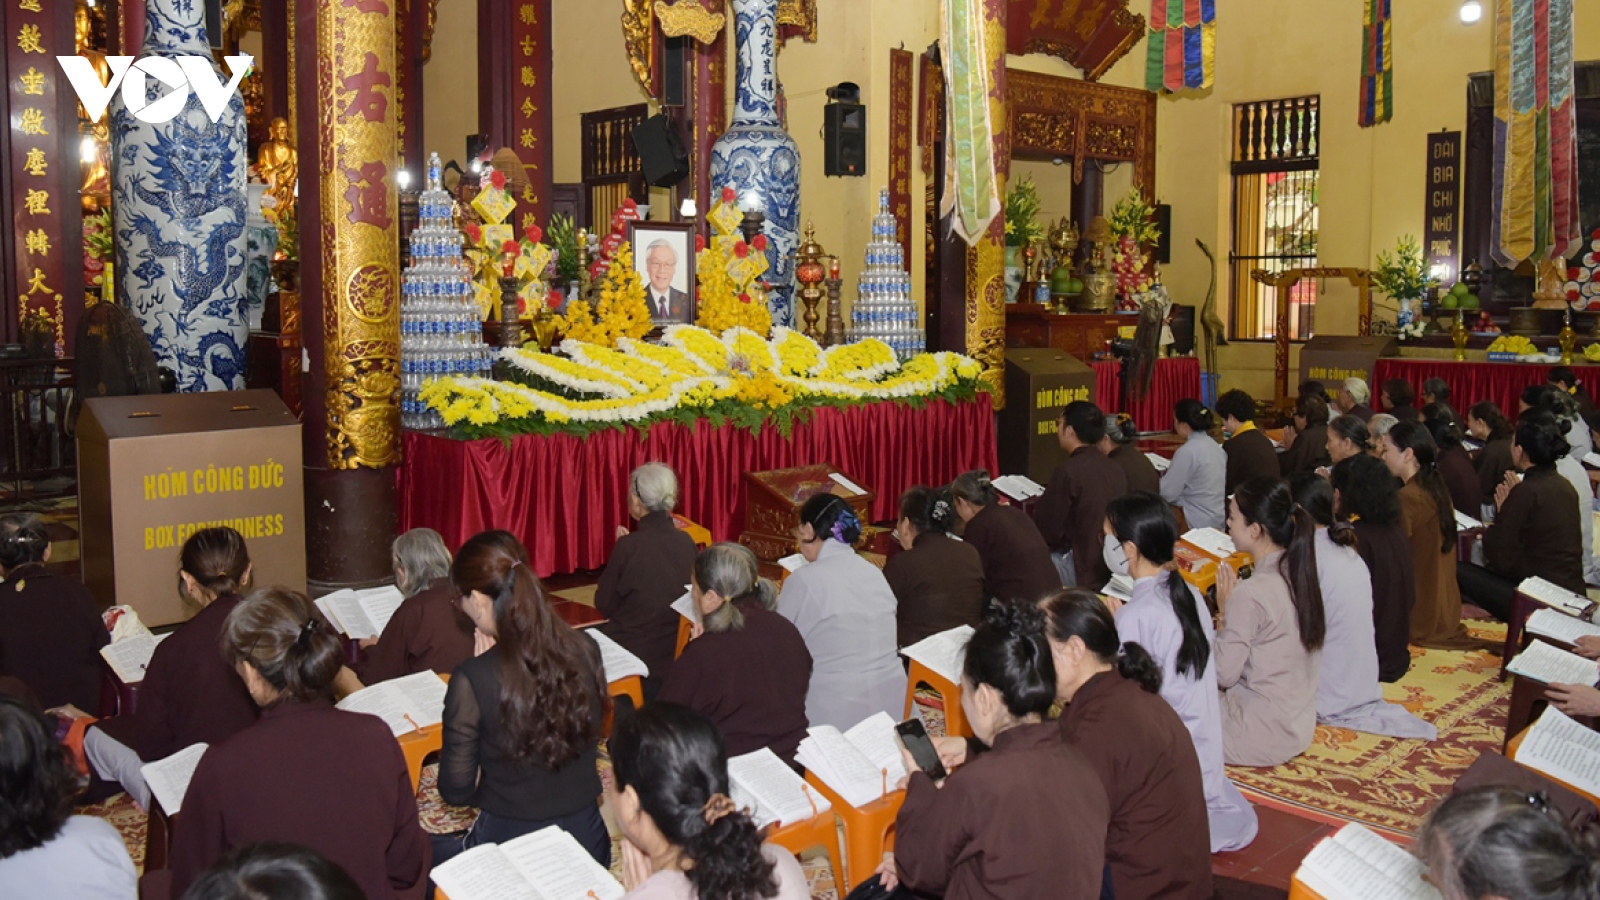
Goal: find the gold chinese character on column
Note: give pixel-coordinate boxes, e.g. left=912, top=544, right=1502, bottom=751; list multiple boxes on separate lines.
left=520, top=35, right=535, bottom=56
left=520, top=66, right=536, bottom=87
left=519, top=3, right=536, bottom=24
left=18, top=108, right=47, bottom=135
left=17, top=24, right=44, bottom=54
left=23, top=230, right=49, bottom=257
left=519, top=128, right=535, bottom=149
left=23, top=148, right=47, bottom=176
left=23, top=189, right=49, bottom=215
left=18, top=0, right=43, bottom=11
left=18, top=66, right=44, bottom=95
left=25, top=268, right=49, bottom=295
left=521, top=98, right=536, bottom=118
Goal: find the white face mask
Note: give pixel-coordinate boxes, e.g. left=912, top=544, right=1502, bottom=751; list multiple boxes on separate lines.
left=1102, top=533, right=1130, bottom=577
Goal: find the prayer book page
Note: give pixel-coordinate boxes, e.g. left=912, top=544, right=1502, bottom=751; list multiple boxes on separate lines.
left=1145, top=452, right=1171, bottom=473
left=1517, top=577, right=1593, bottom=617
left=1506, top=640, right=1600, bottom=686
left=1526, top=608, right=1600, bottom=645
left=1103, top=574, right=1136, bottom=602
left=100, top=632, right=170, bottom=684
left=314, top=589, right=381, bottom=640
left=992, top=475, right=1045, bottom=501
left=500, top=825, right=625, bottom=900
left=1515, top=707, right=1600, bottom=798
left=796, top=719, right=897, bottom=808
left=586, top=631, right=649, bottom=681
left=430, top=844, right=543, bottom=900
left=1585, top=451, right=1600, bottom=468
left=729, top=748, right=830, bottom=829
left=778, top=554, right=806, bottom=573
left=355, top=586, right=406, bottom=637
left=899, top=625, right=974, bottom=685
left=671, top=589, right=698, bottom=626
left=140, top=743, right=207, bottom=816
left=1181, top=527, right=1236, bottom=559
left=829, top=472, right=867, bottom=495
left=336, top=670, right=445, bottom=735
left=1294, top=823, right=1440, bottom=900
left=844, top=712, right=909, bottom=785
left=1454, top=509, right=1484, bottom=531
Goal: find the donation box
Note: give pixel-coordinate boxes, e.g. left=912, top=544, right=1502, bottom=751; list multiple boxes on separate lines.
left=997, top=348, right=1095, bottom=485
left=1298, top=335, right=1399, bottom=396
left=739, top=464, right=875, bottom=562
left=77, top=390, right=306, bottom=626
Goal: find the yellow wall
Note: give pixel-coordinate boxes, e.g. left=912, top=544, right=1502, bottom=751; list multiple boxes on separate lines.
left=422, top=0, right=479, bottom=166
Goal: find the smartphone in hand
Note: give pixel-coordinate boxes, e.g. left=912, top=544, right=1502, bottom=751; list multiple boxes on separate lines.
left=895, top=717, right=948, bottom=780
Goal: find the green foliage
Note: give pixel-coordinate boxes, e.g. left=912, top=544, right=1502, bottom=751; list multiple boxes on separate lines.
left=548, top=213, right=581, bottom=286
left=1108, top=184, right=1160, bottom=246
left=1372, top=235, right=1438, bottom=301
left=1004, top=176, right=1045, bottom=248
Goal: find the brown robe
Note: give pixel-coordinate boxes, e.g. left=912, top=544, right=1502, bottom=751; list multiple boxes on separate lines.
left=1346, top=404, right=1375, bottom=422
left=1059, top=670, right=1212, bottom=900
left=1483, top=465, right=1585, bottom=593
left=169, top=698, right=430, bottom=900
left=895, top=722, right=1109, bottom=900
left=1475, top=438, right=1515, bottom=505
left=0, top=564, right=108, bottom=711
left=353, top=577, right=474, bottom=686
left=1223, top=428, right=1280, bottom=495
left=961, top=502, right=1060, bottom=604
left=1034, top=447, right=1129, bottom=589
left=94, top=594, right=257, bottom=761
left=657, top=599, right=812, bottom=763
left=883, top=531, right=985, bottom=647
left=594, top=510, right=698, bottom=685
left=1398, top=480, right=1482, bottom=649
left=1278, top=424, right=1331, bottom=476
left=1438, top=445, right=1482, bottom=517
left=1352, top=520, right=1416, bottom=683
left=1389, top=404, right=1420, bottom=423
left=1109, top=443, right=1161, bottom=495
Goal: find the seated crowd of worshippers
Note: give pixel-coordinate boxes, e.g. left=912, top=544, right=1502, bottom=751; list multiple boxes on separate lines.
left=3, top=371, right=1600, bottom=900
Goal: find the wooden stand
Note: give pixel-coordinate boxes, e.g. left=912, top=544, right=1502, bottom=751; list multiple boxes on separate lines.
left=1004, top=303, right=1124, bottom=359
left=739, top=464, right=874, bottom=562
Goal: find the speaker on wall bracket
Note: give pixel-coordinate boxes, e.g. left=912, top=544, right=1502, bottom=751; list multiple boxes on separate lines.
left=1153, top=203, right=1172, bottom=265
left=632, top=114, right=691, bottom=187
left=824, top=82, right=865, bottom=177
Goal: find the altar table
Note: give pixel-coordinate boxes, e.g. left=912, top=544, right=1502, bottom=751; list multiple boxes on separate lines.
left=396, top=398, right=999, bottom=578
left=1091, top=357, right=1202, bottom=433
left=1371, top=358, right=1600, bottom=421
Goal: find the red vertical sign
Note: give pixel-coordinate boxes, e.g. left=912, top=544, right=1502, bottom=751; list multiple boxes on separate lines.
left=510, top=0, right=552, bottom=230
left=888, top=48, right=913, bottom=271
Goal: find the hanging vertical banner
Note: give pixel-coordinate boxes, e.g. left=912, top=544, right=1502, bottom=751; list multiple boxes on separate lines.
left=888, top=47, right=913, bottom=270
left=956, top=0, right=1006, bottom=408
left=1492, top=0, right=1578, bottom=264
left=1424, top=131, right=1461, bottom=281
left=1145, top=0, right=1215, bottom=93
left=1359, top=0, right=1392, bottom=127
left=511, top=0, right=553, bottom=230
left=917, top=53, right=942, bottom=177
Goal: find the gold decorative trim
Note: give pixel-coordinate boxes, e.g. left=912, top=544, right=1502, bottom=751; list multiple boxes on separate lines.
left=775, top=0, right=817, bottom=46
left=653, top=0, right=724, bottom=45
left=622, top=0, right=655, bottom=97
left=422, top=0, right=438, bottom=62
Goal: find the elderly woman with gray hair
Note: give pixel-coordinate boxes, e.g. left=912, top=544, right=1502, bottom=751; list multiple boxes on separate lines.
left=658, top=543, right=812, bottom=763
left=352, top=528, right=474, bottom=687
left=596, top=462, right=698, bottom=697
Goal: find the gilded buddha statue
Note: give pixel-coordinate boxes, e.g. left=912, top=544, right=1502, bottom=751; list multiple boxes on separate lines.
left=257, top=117, right=298, bottom=224
left=75, top=2, right=111, bottom=206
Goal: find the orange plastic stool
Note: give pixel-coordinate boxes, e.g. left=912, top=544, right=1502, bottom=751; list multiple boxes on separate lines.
left=397, top=725, right=443, bottom=792
left=602, top=675, right=645, bottom=736
left=803, top=772, right=904, bottom=887
left=675, top=615, right=693, bottom=659
left=903, top=661, right=970, bottom=738
left=766, top=808, right=847, bottom=899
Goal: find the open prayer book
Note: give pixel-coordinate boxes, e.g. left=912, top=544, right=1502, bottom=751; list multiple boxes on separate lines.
left=728, top=747, right=831, bottom=829
left=1294, top=822, right=1440, bottom=900
left=1181, top=527, right=1236, bottom=559
left=1505, top=640, right=1600, bottom=686
left=1517, top=706, right=1600, bottom=798
left=1584, top=451, right=1600, bottom=468
left=1454, top=509, right=1484, bottom=531
left=1145, top=452, right=1171, bottom=473
left=1526, top=607, right=1600, bottom=645
left=314, top=585, right=406, bottom=641
left=991, top=474, right=1045, bottom=501
left=141, top=743, right=207, bottom=815
left=100, top=632, right=171, bottom=683
left=795, top=712, right=908, bottom=808
left=336, top=670, right=447, bottom=736
left=1103, top=574, right=1136, bottom=602
left=1517, top=577, right=1597, bottom=618
left=899, top=625, right=974, bottom=685
left=671, top=589, right=697, bottom=628
left=429, top=824, right=624, bottom=900
left=586, top=630, right=648, bottom=682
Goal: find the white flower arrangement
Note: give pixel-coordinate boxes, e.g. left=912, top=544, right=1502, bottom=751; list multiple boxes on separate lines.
left=499, top=346, right=642, bottom=397
left=1396, top=320, right=1428, bottom=341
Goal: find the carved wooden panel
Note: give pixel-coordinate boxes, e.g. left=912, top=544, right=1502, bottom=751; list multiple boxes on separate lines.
left=1006, top=0, right=1144, bottom=82
left=1006, top=68, right=1156, bottom=198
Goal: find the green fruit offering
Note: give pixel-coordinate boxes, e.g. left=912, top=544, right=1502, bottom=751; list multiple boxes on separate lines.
left=1068, top=278, right=1084, bottom=293
left=1451, top=282, right=1470, bottom=297
left=1440, top=293, right=1459, bottom=309
left=1460, top=294, right=1480, bottom=309
left=1050, top=267, right=1075, bottom=294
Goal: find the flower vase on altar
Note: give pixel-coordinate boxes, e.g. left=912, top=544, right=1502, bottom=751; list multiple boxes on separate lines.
left=710, top=0, right=801, bottom=326
left=110, top=0, right=249, bottom=391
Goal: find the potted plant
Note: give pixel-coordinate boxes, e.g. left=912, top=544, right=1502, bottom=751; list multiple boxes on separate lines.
left=1004, top=176, right=1044, bottom=303
left=1372, top=235, right=1437, bottom=333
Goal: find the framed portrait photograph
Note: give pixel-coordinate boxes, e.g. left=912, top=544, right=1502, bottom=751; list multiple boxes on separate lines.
left=628, top=221, right=697, bottom=326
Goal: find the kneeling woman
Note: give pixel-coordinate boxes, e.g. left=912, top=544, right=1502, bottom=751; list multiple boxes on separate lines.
left=169, top=589, right=429, bottom=900
left=883, top=603, right=1108, bottom=900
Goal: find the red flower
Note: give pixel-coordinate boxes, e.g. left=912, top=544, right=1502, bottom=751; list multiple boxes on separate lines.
left=502, top=239, right=520, bottom=255
left=695, top=234, right=706, bottom=252
left=490, top=170, right=507, bottom=190
left=738, top=292, right=752, bottom=305
left=733, top=241, right=749, bottom=259
left=525, top=225, right=543, bottom=244
left=463, top=221, right=482, bottom=243
left=548, top=291, right=563, bottom=309
left=751, top=234, right=768, bottom=252
left=721, top=187, right=737, bottom=204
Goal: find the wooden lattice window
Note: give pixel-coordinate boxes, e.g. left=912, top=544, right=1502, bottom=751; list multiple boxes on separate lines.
left=1230, top=96, right=1321, bottom=341
left=580, top=104, right=648, bottom=232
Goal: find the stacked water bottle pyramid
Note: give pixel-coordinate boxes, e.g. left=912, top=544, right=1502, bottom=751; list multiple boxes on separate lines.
left=851, top=188, right=925, bottom=359
left=400, top=153, right=493, bottom=431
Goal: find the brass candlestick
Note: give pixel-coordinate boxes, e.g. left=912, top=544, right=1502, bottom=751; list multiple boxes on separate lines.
left=498, top=275, right=523, bottom=351
left=823, top=257, right=845, bottom=347
left=575, top=228, right=592, bottom=301
left=1451, top=310, right=1469, bottom=361
left=793, top=223, right=828, bottom=340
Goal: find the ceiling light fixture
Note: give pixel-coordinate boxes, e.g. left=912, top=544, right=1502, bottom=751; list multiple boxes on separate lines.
left=1460, top=1, right=1483, bottom=24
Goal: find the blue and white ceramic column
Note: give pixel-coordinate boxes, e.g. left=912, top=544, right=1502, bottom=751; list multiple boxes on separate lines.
left=710, top=0, right=801, bottom=326
left=110, top=0, right=250, bottom=391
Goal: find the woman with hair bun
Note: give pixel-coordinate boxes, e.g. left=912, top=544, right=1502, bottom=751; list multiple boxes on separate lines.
left=884, top=485, right=985, bottom=647
left=168, top=588, right=429, bottom=900
left=1100, top=413, right=1161, bottom=494
left=882, top=602, right=1108, bottom=900
left=608, top=702, right=809, bottom=899
left=948, top=470, right=1060, bottom=604
left=776, top=493, right=906, bottom=730
left=180, top=843, right=364, bottom=900
left=1216, top=477, right=1326, bottom=766
left=1160, top=399, right=1227, bottom=530
left=1420, top=786, right=1600, bottom=900
left=1324, top=415, right=1369, bottom=467
left=1466, top=400, right=1515, bottom=509
left=659, top=543, right=811, bottom=764
left=0, top=512, right=107, bottom=713
left=1328, top=455, right=1415, bottom=682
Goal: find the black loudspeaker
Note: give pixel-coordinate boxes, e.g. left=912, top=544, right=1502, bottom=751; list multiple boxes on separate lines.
left=205, top=0, right=225, bottom=49
left=662, top=36, right=687, bottom=107
left=1169, top=304, right=1196, bottom=356
left=824, top=102, right=866, bottom=177
left=1153, top=203, right=1172, bottom=264
left=632, top=115, right=691, bottom=187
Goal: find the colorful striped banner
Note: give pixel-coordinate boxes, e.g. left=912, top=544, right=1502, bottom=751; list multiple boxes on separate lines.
left=1146, top=0, right=1215, bottom=93
left=1492, top=0, right=1579, bottom=264
left=1359, top=0, right=1393, bottom=127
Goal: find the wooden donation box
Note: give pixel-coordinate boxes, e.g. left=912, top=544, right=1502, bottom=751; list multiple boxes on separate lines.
left=1005, top=305, right=1125, bottom=359
left=77, top=390, right=306, bottom=626
left=739, top=464, right=875, bottom=562
left=997, top=348, right=1095, bottom=485
left=1298, top=335, right=1399, bottom=395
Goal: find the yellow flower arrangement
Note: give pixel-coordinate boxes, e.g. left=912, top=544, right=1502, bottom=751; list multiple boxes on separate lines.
left=771, top=327, right=822, bottom=376
left=694, top=240, right=772, bottom=336
left=662, top=325, right=730, bottom=372
left=731, top=370, right=794, bottom=410
left=724, top=327, right=778, bottom=373
left=557, top=244, right=653, bottom=348
left=618, top=338, right=710, bottom=377
left=817, top=338, right=898, bottom=380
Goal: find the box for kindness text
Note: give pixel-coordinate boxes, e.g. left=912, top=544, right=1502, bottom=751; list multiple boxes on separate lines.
left=77, top=390, right=306, bottom=626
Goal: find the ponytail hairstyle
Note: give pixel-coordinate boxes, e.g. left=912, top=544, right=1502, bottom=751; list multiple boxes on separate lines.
left=1469, top=400, right=1514, bottom=441
left=1514, top=410, right=1570, bottom=468
left=1328, top=454, right=1402, bottom=527
left=0, top=514, right=48, bottom=571
left=963, top=600, right=1058, bottom=718
left=1419, top=786, right=1600, bottom=900
left=1039, top=589, right=1163, bottom=694
left=179, top=527, right=252, bottom=600
left=1289, top=472, right=1356, bottom=548
left=1173, top=398, right=1215, bottom=433
left=609, top=703, right=778, bottom=900
left=798, top=493, right=861, bottom=546
left=1103, top=413, right=1139, bottom=446
left=1231, top=477, right=1326, bottom=651
left=1103, top=492, right=1210, bottom=679
left=898, top=485, right=957, bottom=538
left=949, top=470, right=999, bottom=509
left=692, top=543, right=777, bottom=634
left=1386, top=420, right=1458, bottom=553
left=1423, top=402, right=1466, bottom=451
left=453, top=531, right=601, bottom=768
left=223, top=588, right=344, bottom=704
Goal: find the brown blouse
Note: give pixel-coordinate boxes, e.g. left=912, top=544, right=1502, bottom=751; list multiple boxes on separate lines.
left=1483, top=465, right=1585, bottom=593
left=1223, top=428, right=1281, bottom=495
left=1398, top=480, right=1483, bottom=649
left=883, top=531, right=985, bottom=647
left=1109, top=443, right=1161, bottom=495
left=594, top=510, right=698, bottom=683
left=354, top=577, right=474, bottom=686
left=1034, top=446, right=1129, bottom=589
left=0, top=564, right=108, bottom=711
left=960, top=503, right=1060, bottom=605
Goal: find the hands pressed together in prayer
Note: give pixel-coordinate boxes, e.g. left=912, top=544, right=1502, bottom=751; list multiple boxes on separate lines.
left=1493, top=470, right=1520, bottom=512
left=1215, top=561, right=1240, bottom=612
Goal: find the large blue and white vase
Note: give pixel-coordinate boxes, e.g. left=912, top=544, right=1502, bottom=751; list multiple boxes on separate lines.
left=710, top=0, right=800, bottom=327
left=111, top=0, right=249, bottom=391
